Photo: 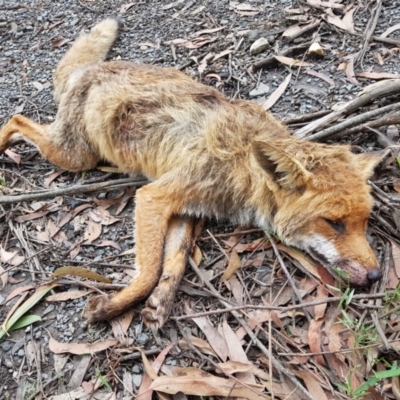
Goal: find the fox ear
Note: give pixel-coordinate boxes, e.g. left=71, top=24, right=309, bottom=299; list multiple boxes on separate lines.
left=355, top=149, right=390, bottom=180
left=252, top=141, right=311, bottom=190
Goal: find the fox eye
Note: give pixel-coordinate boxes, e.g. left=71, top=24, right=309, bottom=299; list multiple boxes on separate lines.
left=325, top=219, right=345, bottom=233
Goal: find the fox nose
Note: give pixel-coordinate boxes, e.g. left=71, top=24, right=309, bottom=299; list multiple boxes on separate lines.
left=367, top=269, right=382, bottom=283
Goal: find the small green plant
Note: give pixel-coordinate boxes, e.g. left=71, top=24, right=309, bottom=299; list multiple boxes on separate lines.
left=339, top=310, right=378, bottom=347
left=96, top=369, right=112, bottom=390
left=396, top=157, right=400, bottom=168
left=336, top=375, right=368, bottom=398
left=384, top=285, right=400, bottom=307
left=339, top=287, right=355, bottom=308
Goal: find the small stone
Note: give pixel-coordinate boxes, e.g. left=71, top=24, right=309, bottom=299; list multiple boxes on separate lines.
left=132, top=365, right=141, bottom=373
left=250, top=37, right=270, bottom=55
left=18, top=349, right=25, bottom=357
left=136, top=333, right=149, bottom=345
left=132, top=374, right=143, bottom=387
left=249, top=83, right=270, bottom=97
left=2, top=343, right=11, bottom=352
left=4, top=359, right=13, bottom=368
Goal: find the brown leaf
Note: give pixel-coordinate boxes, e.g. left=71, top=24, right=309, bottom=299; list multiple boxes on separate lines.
left=53, top=266, right=111, bottom=283
left=314, top=285, right=328, bottom=320
left=277, top=244, right=320, bottom=278
left=51, top=36, right=71, bottom=48
left=178, top=335, right=217, bottom=357
left=119, top=3, right=134, bottom=14
left=221, top=321, right=255, bottom=384
left=90, top=207, right=120, bottom=225
left=185, top=305, right=228, bottom=361
left=358, top=72, right=400, bottom=80
left=138, top=343, right=175, bottom=400
left=150, top=373, right=265, bottom=400
left=164, top=37, right=217, bottom=49
left=14, top=210, right=49, bottom=223
left=307, top=0, right=345, bottom=9
left=4, top=149, right=21, bottom=164
left=263, top=73, right=292, bottom=110
left=345, top=54, right=358, bottom=85
left=48, top=334, right=118, bottom=355
left=220, top=250, right=241, bottom=283
left=0, top=264, right=7, bottom=289
left=46, top=290, right=94, bottom=302
left=44, top=170, right=64, bottom=188
left=308, top=319, right=325, bottom=366
left=305, top=69, right=334, bottom=86
left=328, top=319, right=346, bottom=362
left=83, top=218, right=102, bottom=244
left=380, top=23, right=400, bottom=38
left=0, top=246, right=25, bottom=267
left=193, top=27, right=225, bottom=37
left=294, top=370, right=329, bottom=399
left=390, top=239, right=400, bottom=278
left=324, top=8, right=355, bottom=33
left=5, top=285, right=35, bottom=303
left=274, top=55, right=314, bottom=68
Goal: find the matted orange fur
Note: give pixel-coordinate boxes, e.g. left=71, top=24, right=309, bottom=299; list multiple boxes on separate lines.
left=0, top=19, right=388, bottom=328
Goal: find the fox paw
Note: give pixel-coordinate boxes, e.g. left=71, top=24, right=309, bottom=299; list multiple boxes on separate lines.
left=141, top=290, right=173, bottom=329
left=85, top=295, right=115, bottom=323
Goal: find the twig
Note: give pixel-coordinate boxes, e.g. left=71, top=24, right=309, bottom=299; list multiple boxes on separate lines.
left=283, top=21, right=320, bottom=42
left=252, top=42, right=312, bottom=71
left=282, top=109, right=330, bottom=125
left=120, top=348, right=161, bottom=362
left=295, top=78, right=400, bottom=138
left=356, top=0, right=382, bottom=66
left=306, top=103, right=400, bottom=142
left=56, top=279, right=127, bottom=290
left=371, top=311, right=390, bottom=351
left=188, top=256, right=315, bottom=400
left=0, top=178, right=147, bottom=204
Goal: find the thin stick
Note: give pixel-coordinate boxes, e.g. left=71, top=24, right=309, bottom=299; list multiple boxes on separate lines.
left=306, top=103, right=400, bottom=142
left=0, top=178, right=147, bottom=204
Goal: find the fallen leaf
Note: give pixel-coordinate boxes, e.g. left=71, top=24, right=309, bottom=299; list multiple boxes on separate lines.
left=308, top=42, right=324, bottom=57
left=220, top=250, right=241, bottom=282
left=90, top=207, right=120, bottom=225
left=44, top=170, right=64, bottom=188
left=164, top=37, right=217, bottom=49
left=0, top=246, right=25, bottom=267
left=308, top=319, right=325, bottom=366
left=4, top=149, right=21, bottom=164
left=380, top=22, right=400, bottom=38
left=357, top=72, right=400, bottom=80
left=51, top=36, right=71, bottom=48
left=53, top=266, right=112, bottom=283
left=0, top=264, right=7, bottom=289
left=150, top=373, right=265, bottom=400
left=178, top=335, right=217, bottom=357
left=274, top=55, right=314, bottom=68
left=32, top=81, right=43, bottom=92
left=294, top=370, right=329, bottom=399
left=390, top=240, right=400, bottom=278
left=49, top=335, right=118, bottom=355
left=185, top=305, right=228, bottom=361
left=263, top=73, right=292, bottom=110
left=306, top=0, right=345, bottom=9
left=83, top=218, right=102, bottom=244
left=305, top=69, right=335, bottom=86
left=5, top=285, right=35, bottom=303
left=193, top=27, right=225, bottom=37
left=277, top=244, right=320, bottom=278
left=119, top=3, right=134, bottom=14
left=138, top=343, right=175, bottom=400
left=13, top=210, right=49, bottom=223
left=46, top=290, right=94, bottom=302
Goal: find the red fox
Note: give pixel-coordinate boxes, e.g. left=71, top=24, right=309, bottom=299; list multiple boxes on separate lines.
left=0, top=19, right=388, bottom=328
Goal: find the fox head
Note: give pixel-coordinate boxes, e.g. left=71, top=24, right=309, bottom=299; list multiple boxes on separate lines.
left=253, top=140, right=389, bottom=287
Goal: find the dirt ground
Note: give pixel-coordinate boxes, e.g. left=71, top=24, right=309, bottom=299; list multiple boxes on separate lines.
left=1, top=0, right=400, bottom=399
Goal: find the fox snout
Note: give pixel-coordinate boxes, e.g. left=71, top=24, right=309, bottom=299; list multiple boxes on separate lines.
left=305, top=234, right=381, bottom=287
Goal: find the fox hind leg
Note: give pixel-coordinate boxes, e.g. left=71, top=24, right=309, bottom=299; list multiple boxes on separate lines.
left=142, top=216, right=195, bottom=329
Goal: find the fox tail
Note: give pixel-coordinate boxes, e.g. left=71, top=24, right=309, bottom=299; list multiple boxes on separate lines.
left=53, top=18, right=121, bottom=101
